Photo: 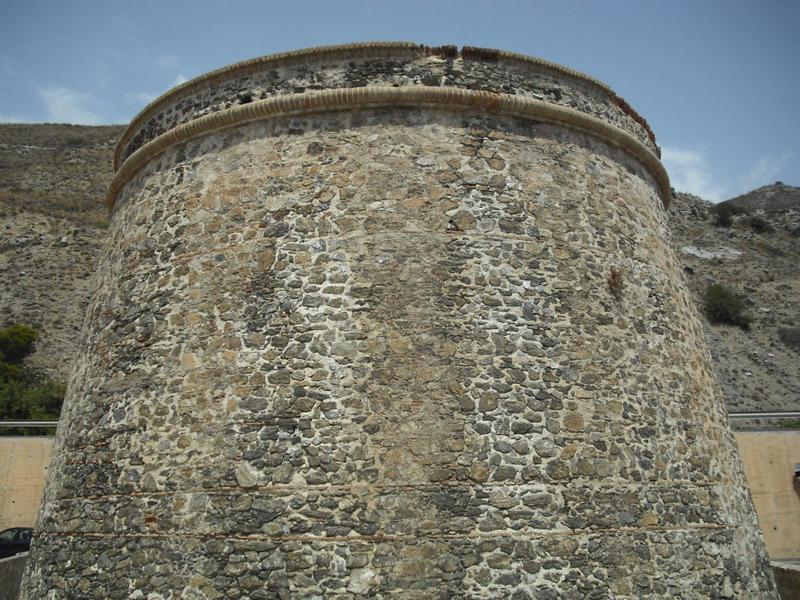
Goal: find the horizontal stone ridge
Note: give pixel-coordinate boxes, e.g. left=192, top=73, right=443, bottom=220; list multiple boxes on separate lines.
left=114, top=42, right=658, bottom=170
left=25, top=526, right=767, bottom=597
left=36, top=481, right=732, bottom=539
left=34, top=523, right=731, bottom=544
left=107, top=85, right=670, bottom=211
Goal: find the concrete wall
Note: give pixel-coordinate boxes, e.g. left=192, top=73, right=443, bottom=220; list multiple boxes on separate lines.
left=735, top=431, right=800, bottom=560
left=0, top=437, right=53, bottom=530
left=0, top=553, right=27, bottom=600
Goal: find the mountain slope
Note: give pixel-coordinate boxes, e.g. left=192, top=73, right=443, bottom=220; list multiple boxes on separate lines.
left=668, top=185, right=800, bottom=418
left=0, top=124, right=123, bottom=380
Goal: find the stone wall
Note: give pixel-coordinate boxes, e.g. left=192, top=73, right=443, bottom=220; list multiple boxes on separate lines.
left=21, top=44, right=776, bottom=598
left=9, top=432, right=800, bottom=568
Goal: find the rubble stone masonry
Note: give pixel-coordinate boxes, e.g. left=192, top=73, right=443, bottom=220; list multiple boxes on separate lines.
left=21, top=43, right=776, bottom=598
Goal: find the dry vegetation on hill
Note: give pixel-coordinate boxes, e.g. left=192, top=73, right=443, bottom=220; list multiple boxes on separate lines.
left=668, top=186, right=800, bottom=423
left=0, top=124, right=122, bottom=380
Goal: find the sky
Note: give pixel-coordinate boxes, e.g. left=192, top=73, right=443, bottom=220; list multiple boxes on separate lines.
left=0, top=0, right=798, bottom=201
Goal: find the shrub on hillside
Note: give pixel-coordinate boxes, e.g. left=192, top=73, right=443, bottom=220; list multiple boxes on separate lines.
left=713, top=203, right=749, bottom=227
left=0, top=324, right=37, bottom=363
left=748, top=215, right=771, bottom=233
left=63, top=135, right=89, bottom=149
left=714, top=204, right=735, bottom=227
left=0, top=379, right=64, bottom=421
left=778, top=327, right=800, bottom=350
left=0, top=324, right=64, bottom=435
left=703, top=284, right=752, bottom=330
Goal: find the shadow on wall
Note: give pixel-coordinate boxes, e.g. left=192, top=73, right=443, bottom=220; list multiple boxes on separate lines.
left=772, top=562, right=800, bottom=600
left=0, top=552, right=27, bottom=600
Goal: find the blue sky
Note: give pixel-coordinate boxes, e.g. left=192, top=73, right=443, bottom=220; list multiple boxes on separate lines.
left=1, top=0, right=798, bottom=201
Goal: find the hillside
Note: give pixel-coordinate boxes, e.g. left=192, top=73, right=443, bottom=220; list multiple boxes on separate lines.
left=0, top=123, right=798, bottom=428
left=0, top=124, right=123, bottom=380
left=668, top=185, right=800, bottom=422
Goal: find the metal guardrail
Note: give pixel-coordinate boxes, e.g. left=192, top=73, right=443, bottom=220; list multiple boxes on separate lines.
left=0, top=421, right=59, bottom=428
left=728, top=412, right=800, bottom=420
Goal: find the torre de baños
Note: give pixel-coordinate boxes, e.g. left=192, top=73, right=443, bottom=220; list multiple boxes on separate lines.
left=21, top=43, right=776, bottom=598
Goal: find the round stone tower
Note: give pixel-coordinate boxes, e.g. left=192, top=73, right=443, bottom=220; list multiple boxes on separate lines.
left=22, top=43, right=776, bottom=598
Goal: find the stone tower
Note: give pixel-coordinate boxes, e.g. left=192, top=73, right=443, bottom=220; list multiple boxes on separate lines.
left=22, top=43, right=776, bottom=598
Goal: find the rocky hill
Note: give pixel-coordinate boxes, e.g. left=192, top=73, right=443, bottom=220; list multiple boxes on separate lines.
left=0, top=123, right=798, bottom=428
left=668, top=185, right=800, bottom=424
left=0, top=124, right=123, bottom=380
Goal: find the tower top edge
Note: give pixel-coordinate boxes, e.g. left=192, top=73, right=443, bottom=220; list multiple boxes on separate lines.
left=107, top=85, right=671, bottom=212
left=114, top=42, right=658, bottom=170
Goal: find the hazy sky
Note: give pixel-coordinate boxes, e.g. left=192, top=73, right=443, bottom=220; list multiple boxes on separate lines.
left=1, top=0, right=798, bottom=201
